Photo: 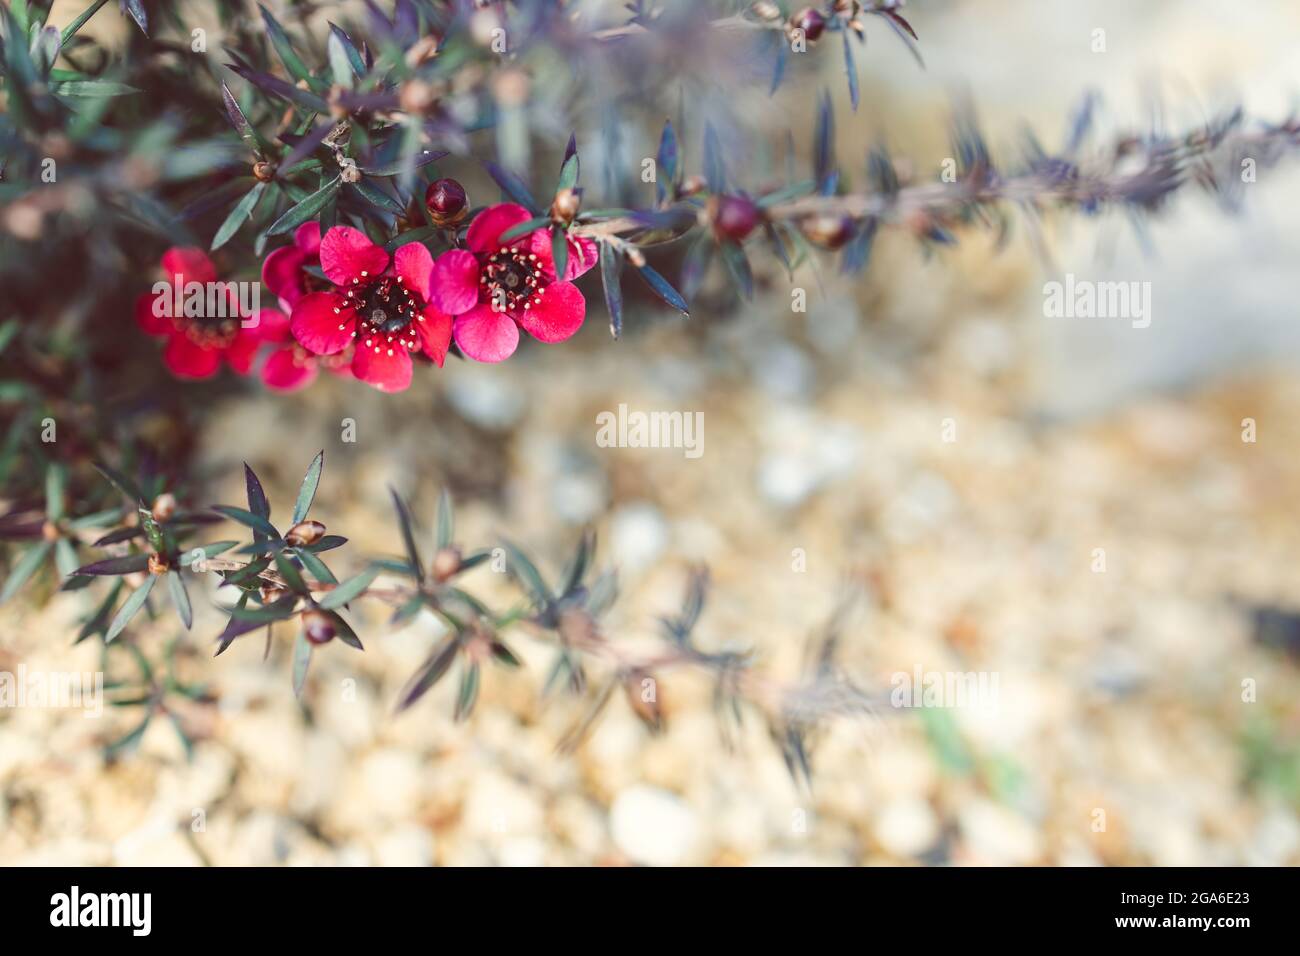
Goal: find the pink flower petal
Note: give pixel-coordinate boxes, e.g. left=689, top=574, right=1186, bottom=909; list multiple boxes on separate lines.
left=135, top=291, right=174, bottom=337
left=290, top=292, right=356, bottom=355
left=224, top=328, right=262, bottom=375
left=466, top=203, right=535, bottom=255
left=162, top=334, right=222, bottom=379
left=352, top=340, right=414, bottom=392
left=262, top=347, right=318, bottom=391
left=428, top=249, right=481, bottom=315
left=415, top=307, right=453, bottom=367
left=319, top=225, right=390, bottom=287
left=518, top=280, right=585, bottom=344
left=453, top=302, right=520, bottom=363
left=528, top=229, right=599, bottom=281
left=261, top=245, right=308, bottom=308
left=294, top=221, right=322, bottom=256
left=393, top=241, right=434, bottom=301
left=249, top=308, right=291, bottom=343
left=160, top=247, right=217, bottom=286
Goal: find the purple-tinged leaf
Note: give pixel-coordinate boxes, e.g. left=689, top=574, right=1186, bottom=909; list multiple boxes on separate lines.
left=484, top=162, right=538, bottom=212
left=71, top=553, right=150, bottom=577
left=637, top=262, right=689, bottom=316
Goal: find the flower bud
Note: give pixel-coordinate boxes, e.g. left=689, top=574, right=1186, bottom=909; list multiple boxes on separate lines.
left=151, top=492, right=177, bottom=523
left=285, top=519, right=326, bottom=547
left=431, top=545, right=462, bottom=582
left=252, top=160, right=277, bottom=183
left=41, top=521, right=60, bottom=543
left=399, top=79, right=437, bottom=116
left=424, top=178, right=469, bottom=227
left=302, top=609, right=336, bottom=645
left=791, top=7, right=826, bottom=42
left=148, top=553, right=170, bottom=575
left=550, top=188, right=581, bottom=227
left=708, top=195, right=763, bottom=243
left=679, top=174, right=708, bottom=198
left=799, top=213, right=856, bottom=250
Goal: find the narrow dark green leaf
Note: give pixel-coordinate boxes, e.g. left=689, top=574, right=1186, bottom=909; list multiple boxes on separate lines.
left=121, top=0, right=147, bottom=35
left=1, top=541, right=51, bottom=603
left=317, top=566, right=378, bottom=610
left=484, top=162, right=537, bottom=212
left=454, top=663, right=480, bottom=721
left=260, top=4, right=314, bottom=86
left=77, top=578, right=124, bottom=643
left=167, top=571, right=192, bottom=630
left=50, top=79, right=141, bottom=96
left=292, top=450, right=324, bottom=523
left=105, top=717, right=151, bottom=760
left=266, top=178, right=341, bottom=236
left=274, top=552, right=310, bottom=596
left=93, top=461, right=143, bottom=504
left=348, top=179, right=405, bottom=216
left=389, top=487, right=424, bottom=584
left=435, top=488, right=453, bottom=550
left=45, top=463, right=66, bottom=521
left=551, top=228, right=569, bottom=284
left=599, top=241, right=623, bottom=338
left=703, top=123, right=726, bottom=194
left=292, top=630, right=312, bottom=697
left=61, top=0, right=111, bottom=45
left=361, top=149, right=447, bottom=177
left=70, top=553, right=150, bottom=577
left=211, top=182, right=266, bottom=251
left=501, top=540, right=551, bottom=606
left=212, top=505, right=279, bottom=537
left=719, top=240, right=754, bottom=300
left=395, top=638, right=458, bottom=712
left=656, top=120, right=678, bottom=203
left=635, top=262, right=689, bottom=316
left=498, top=216, right=551, bottom=242
left=106, top=574, right=156, bottom=642
left=294, top=548, right=336, bottom=585
left=842, top=27, right=859, bottom=111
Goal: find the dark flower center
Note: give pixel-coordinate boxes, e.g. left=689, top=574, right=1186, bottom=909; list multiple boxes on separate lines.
left=342, top=273, right=424, bottom=355
left=175, top=313, right=238, bottom=349
left=480, top=246, right=544, bottom=314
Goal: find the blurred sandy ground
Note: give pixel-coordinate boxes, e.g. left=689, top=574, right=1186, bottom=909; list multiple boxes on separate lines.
left=3, top=0, right=1300, bottom=865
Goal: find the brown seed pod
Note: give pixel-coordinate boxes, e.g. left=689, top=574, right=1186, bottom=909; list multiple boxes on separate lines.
left=147, top=553, right=170, bottom=575
left=302, top=609, right=336, bottom=645
left=424, top=178, right=469, bottom=228
left=41, top=521, right=60, bottom=542
left=431, top=545, right=462, bottom=582
left=550, top=188, right=581, bottom=227
left=151, top=492, right=177, bottom=523
left=252, top=160, right=277, bottom=183
left=799, top=213, right=857, bottom=250
left=285, top=520, right=326, bottom=547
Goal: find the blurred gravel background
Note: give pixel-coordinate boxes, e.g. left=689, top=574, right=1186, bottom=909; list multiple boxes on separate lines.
left=2, top=0, right=1299, bottom=866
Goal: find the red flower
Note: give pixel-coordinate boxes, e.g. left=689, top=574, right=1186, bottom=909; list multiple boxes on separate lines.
left=134, top=248, right=267, bottom=380
left=289, top=226, right=453, bottom=392
left=261, top=222, right=322, bottom=311
left=256, top=307, right=354, bottom=392
left=427, top=203, right=597, bottom=363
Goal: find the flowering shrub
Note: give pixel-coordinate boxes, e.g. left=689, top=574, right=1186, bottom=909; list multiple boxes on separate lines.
left=2, top=0, right=1298, bottom=768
